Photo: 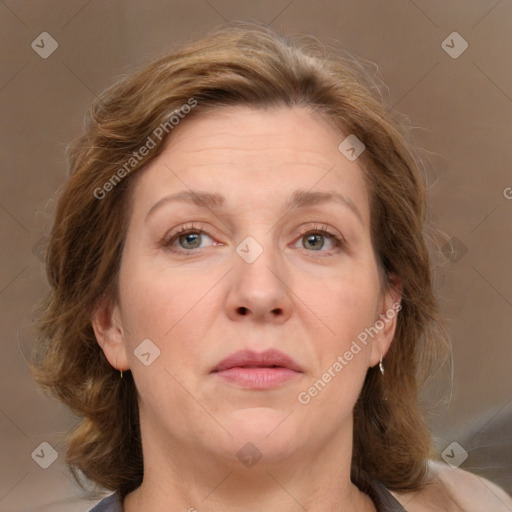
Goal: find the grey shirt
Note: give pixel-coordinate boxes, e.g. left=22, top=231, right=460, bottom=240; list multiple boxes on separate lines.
left=88, top=479, right=408, bottom=511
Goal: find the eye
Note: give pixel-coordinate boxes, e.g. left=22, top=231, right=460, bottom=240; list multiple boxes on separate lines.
left=294, top=224, right=344, bottom=252
left=163, top=223, right=217, bottom=253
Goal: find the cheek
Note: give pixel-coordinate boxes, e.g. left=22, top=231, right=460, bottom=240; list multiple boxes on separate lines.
left=301, top=264, right=381, bottom=345
left=117, top=264, right=216, bottom=411
left=118, top=258, right=209, bottom=337
left=297, top=278, right=377, bottom=416
left=118, top=259, right=221, bottom=371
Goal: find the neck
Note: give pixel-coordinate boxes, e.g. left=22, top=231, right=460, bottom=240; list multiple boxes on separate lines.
left=123, top=416, right=376, bottom=512
left=124, top=472, right=375, bottom=512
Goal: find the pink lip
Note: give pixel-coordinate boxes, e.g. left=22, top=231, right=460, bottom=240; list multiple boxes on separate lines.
left=211, top=349, right=303, bottom=389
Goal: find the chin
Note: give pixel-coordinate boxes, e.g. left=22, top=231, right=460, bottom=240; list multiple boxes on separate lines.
left=221, top=408, right=302, bottom=459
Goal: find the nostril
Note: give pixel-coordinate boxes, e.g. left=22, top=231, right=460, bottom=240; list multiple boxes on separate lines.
left=238, top=306, right=249, bottom=315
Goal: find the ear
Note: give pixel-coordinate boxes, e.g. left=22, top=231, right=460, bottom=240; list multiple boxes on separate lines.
left=369, top=274, right=402, bottom=368
left=91, top=296, right=130, bottom=371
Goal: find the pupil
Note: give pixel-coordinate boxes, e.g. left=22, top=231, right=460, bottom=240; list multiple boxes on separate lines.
left=180, top=233, right=201, bottom=249
left=305, top=234, right=323, bottom=250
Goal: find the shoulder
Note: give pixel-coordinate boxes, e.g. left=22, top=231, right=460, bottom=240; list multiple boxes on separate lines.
left=390, top=460, right=512, bottom=512
left=88, top=492, right=122, bottom=512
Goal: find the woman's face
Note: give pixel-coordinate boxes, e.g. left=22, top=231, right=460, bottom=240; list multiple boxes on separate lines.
left=95, top=106, right=399, bottom=468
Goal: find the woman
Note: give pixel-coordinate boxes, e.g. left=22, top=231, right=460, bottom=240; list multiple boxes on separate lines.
left=31, top=23, right=511, bottom=512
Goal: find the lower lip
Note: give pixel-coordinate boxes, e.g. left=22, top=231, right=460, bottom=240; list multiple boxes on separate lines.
left=213, top=367, right=301, bottom=388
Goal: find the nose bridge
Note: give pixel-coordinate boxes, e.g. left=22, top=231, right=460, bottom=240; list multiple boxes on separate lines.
left=225, top=231, right=292, bottom=322
left=235, top=232, right=282, bottom=292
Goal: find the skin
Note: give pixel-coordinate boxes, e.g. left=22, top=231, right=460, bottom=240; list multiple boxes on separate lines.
left=92, top=106, right=402, bottom=512
left=390, top=461, right=512, bottom=511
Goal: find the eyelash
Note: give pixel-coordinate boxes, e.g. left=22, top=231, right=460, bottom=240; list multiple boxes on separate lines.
left=162, top=222, right=345, bottom=255
left=296, top=224, right=345, bottom=253
left=162, top=223, right=208, bottom=252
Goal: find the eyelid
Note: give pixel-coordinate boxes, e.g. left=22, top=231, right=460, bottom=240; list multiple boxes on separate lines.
left=161, top=222, right=215, bottom=249
left=161, top=222, right=346, bottom=254
left=295, top=223, right=345, bottom=242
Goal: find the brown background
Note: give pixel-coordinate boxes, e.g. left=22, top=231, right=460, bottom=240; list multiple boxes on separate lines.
left=0, top=1, right=511, bottom=510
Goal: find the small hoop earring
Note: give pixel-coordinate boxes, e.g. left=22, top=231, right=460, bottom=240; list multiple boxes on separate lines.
left=120, top=369, right=123, bottom=379
left=379, top=356, right=385, bottom=376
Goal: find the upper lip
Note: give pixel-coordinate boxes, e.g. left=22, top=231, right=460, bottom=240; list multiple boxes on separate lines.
left=211, top=348, right=303, bottom=373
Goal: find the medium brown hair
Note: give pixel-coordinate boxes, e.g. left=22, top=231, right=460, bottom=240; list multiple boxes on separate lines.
left=31, top=22, right=449, bottom=499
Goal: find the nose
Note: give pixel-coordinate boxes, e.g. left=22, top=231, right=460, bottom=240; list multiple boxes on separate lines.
left=224, top=237, right=293, bottom=324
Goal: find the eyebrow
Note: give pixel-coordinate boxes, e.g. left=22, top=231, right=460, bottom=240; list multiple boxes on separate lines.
left=286, top=189, right=363, bottom=225
left=145, top=189, right=363, bottom=225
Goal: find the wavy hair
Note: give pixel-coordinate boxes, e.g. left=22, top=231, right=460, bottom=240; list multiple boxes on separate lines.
left=31, top=22, right=449, bottom=499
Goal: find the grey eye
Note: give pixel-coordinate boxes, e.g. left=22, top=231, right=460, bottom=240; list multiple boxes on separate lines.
left=302, top=233, right=325, bottom=250
left=179, top=232, right=203, bottom=249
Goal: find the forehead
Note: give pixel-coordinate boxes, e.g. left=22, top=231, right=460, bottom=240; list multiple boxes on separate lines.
left=128, top=106, right=370, bottom=224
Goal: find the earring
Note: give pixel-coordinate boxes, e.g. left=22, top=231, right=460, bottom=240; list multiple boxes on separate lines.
left=120, top=369, right=123, bottom=379
left=379, top=356, right=385, bottom=376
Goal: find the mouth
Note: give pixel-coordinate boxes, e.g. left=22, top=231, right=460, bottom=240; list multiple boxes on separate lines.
left=211, top=349, right=303, bottom=389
